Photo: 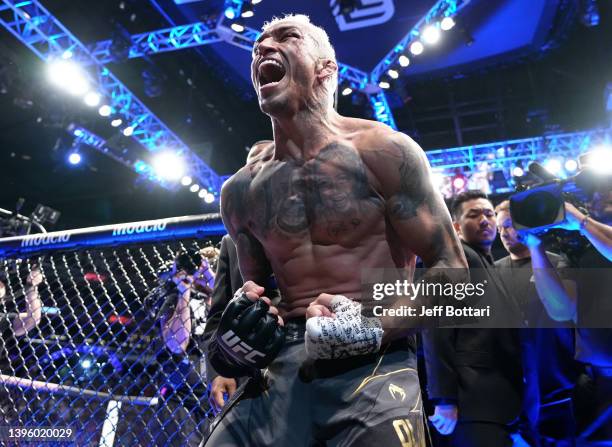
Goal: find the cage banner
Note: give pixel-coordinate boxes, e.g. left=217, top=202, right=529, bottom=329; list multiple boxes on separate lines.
left=0, top=213, right=226, bottom=446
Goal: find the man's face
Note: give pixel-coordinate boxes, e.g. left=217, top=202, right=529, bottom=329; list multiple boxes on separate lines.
left=0, top=281, right=5, bottom=299
left=251, top=20, right=324, bottom=115
left=454, top=198, right=497, bottom=249
left=496, top=210, right=526, bottom=255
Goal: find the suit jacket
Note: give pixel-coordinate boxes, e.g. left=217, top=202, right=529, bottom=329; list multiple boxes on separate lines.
left=204, top=235, right=244, bottom=382
left=422, top=241, right=524, bottom=425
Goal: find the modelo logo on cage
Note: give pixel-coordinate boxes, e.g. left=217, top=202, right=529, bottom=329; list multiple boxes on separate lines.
left=21, top=233, right=71, bottom=247
left=111, top=221, right=168, bottom=236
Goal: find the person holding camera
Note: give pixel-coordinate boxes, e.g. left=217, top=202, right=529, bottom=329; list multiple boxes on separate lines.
left=512, top=184, right=612, bottom=443
left=495, top=200, right=581, bottom=444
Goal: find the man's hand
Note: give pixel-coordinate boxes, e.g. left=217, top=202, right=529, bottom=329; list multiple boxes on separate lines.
left=518, top=231, right=542, bottom=249
left=556, top=202, right=585, bottom=231
left=209, top=281, right=285, bottom=377
left=209, top=376, right=237, bottom=414
left=429, top=404, right=458, bottom=435
left=172, top=270, right=193, bottom=295
left=305, top=294, right=383, bottom=360
left=26, top=268, right=43, bottom=288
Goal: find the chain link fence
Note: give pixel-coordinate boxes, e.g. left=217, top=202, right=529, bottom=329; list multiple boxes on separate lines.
left=0, top=214, right=223, bottom=446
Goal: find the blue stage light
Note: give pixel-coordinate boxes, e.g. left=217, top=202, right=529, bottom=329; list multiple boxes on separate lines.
left=224, top=7, right=236, bottom=19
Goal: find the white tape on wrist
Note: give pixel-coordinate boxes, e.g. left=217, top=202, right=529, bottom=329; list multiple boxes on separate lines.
left=305, top=295, right=383, bottom=359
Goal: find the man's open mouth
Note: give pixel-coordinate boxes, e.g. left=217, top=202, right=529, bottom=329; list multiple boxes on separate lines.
left=258, top=58, right=287, bottom=88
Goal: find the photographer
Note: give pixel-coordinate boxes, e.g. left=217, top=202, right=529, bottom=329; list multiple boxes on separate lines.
left=511, top=172, right=612, bottom=443
left=495, top=201, right=581, bottom=444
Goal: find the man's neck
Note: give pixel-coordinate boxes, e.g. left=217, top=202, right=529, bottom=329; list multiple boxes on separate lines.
left=271, top=105, right=342, bottom=160
left=463, top=239, right=492, bottom=258
left=509, top=247, right=531, bottom=261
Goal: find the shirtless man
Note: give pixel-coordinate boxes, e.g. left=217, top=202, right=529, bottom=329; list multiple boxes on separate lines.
left=204, top=14, right=466, bottom=446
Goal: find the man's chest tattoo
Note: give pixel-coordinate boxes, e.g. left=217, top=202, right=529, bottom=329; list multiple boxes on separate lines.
left=249, top=143, right=380, bottom=238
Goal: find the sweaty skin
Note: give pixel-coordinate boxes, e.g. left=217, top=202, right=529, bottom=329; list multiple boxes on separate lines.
left=221, top=19, right=466, bottom=335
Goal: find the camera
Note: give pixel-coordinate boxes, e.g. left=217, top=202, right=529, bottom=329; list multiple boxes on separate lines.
left=510, top=164, right=612, bottom=232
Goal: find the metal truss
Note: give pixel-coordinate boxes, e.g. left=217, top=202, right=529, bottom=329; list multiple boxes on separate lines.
left=0, top=0, right=222, bottom=195
left=426, top=128, right=612, bottom=193
left=69, top=125, right=175, bottom=190
left=371, top=0, right=471, bottom=82
left=369, top=92, right=397, bottom=130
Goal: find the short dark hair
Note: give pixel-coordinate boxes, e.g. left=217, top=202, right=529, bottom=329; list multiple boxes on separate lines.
left=450, top=190, right=490, bottom=221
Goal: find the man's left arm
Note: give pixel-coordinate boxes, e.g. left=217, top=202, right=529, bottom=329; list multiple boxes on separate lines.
left=12, top=269, right=43, bottom=337
left=366, top=131, right=468, bottom=337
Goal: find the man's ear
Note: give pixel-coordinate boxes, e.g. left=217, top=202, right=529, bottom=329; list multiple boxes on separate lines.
left=316, top=59, right=338, bottom=84
left=453, top=221, right=462, bottom=238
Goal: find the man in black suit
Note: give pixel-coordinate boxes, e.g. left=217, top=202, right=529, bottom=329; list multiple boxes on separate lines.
left=422, top=190, right=523, bottom=447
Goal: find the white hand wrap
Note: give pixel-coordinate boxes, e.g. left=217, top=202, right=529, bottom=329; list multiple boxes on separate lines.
left=305, top=295, right=384, bottom=359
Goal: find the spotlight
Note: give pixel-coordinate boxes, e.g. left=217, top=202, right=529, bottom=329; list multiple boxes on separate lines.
left=378, top=80, right=391, bottom=90
left=241, top=3, right=254, bottom=18
left=409, top=41, right=424, bottom=55
left=181, top=175, right=193, bottom=186
left=198, top=189, right=207, bottom=198
left=452, top=176, right=466, bottom=190
left=47, top=60, right=89, bottom=95
left=122, top=126, right=134, bottom=137
left=512, top=166, right=524, bottom=177
left=84, top=92, right=101, bottom=107
left=422, top=25, right=441, bottom=44
left=564, top=159, right=578, bottom=173
left=98, top=105, right=112, bottom=117
left=190, top=184, right=200, bottom=193
left=441, top=16, right=455, bottom=31
left=68, top=152, right=82, bottom=165
left=388, top=69, right=399, bottom=80
left=110, top=117, right=123, bottom=127
left=80, top=358, right=92, bottom=369
left=398, top=55, right=410, bottom=67
left=153, top=152, right=185, bottom=180
left=252, top=0, right=262, bottom=4
left=341, top=86, right=353, bottom=96
left=543, top=158, right=562, bottom=176
left=224, top=7, right=236, bottom=19
left=583, top=146, right=612, bottom=174
left=231, top=22, right=245, bottom=33
left=204, top=192, right=215, bottom=204
left=134, top=161, right=148, bottom=173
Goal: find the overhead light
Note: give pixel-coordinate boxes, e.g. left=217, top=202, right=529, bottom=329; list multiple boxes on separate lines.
left=204, top=192, right=215, bottom=204
left=512, top=166, right=524, bottom=177
left=564, top=159, right=578, bottom=173
left=190, top=183, right=200, bottom=193
left=47, top=60, right=90, bottom=95
left=231, top=22, right=245, bottom=33
left=341, top=86, right=353, bottom=96
left=441, top=16, right=455, bottom=31
left=122, top=126, right=134, bottom=136
left=224, top=7, right=236, bottom=19
left=398, top=55, right=410, bottom=67
left=241, top=3, right=254, bottom=18
left=422, top=25, right=441, bottom=45
left=111, top=118, right=123, bottom=127
left=181, top=175, right=193, bottom=186
left=378, top=80, right=391, bottom=90
left=252, top=0, right=262, bottom=4
left=84, top=92, right=101, bottom=107
left=409, top=41, right=424, bottom=55
left=153, top=152, right=185, bottom=180
left=543, top=158, right=562, bottom=176
left=198, top=189, right=207, bottom=198
left=98, top=105, right=112, bottom=117
left=388, top=69, right=399, bottom=79
left=68, top=152, right=82, bottom=165
left=583, top=145, right=612, bottom=174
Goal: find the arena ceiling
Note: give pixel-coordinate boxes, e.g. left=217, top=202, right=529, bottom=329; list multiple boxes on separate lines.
left=0, top=0, right=610, bottom=230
